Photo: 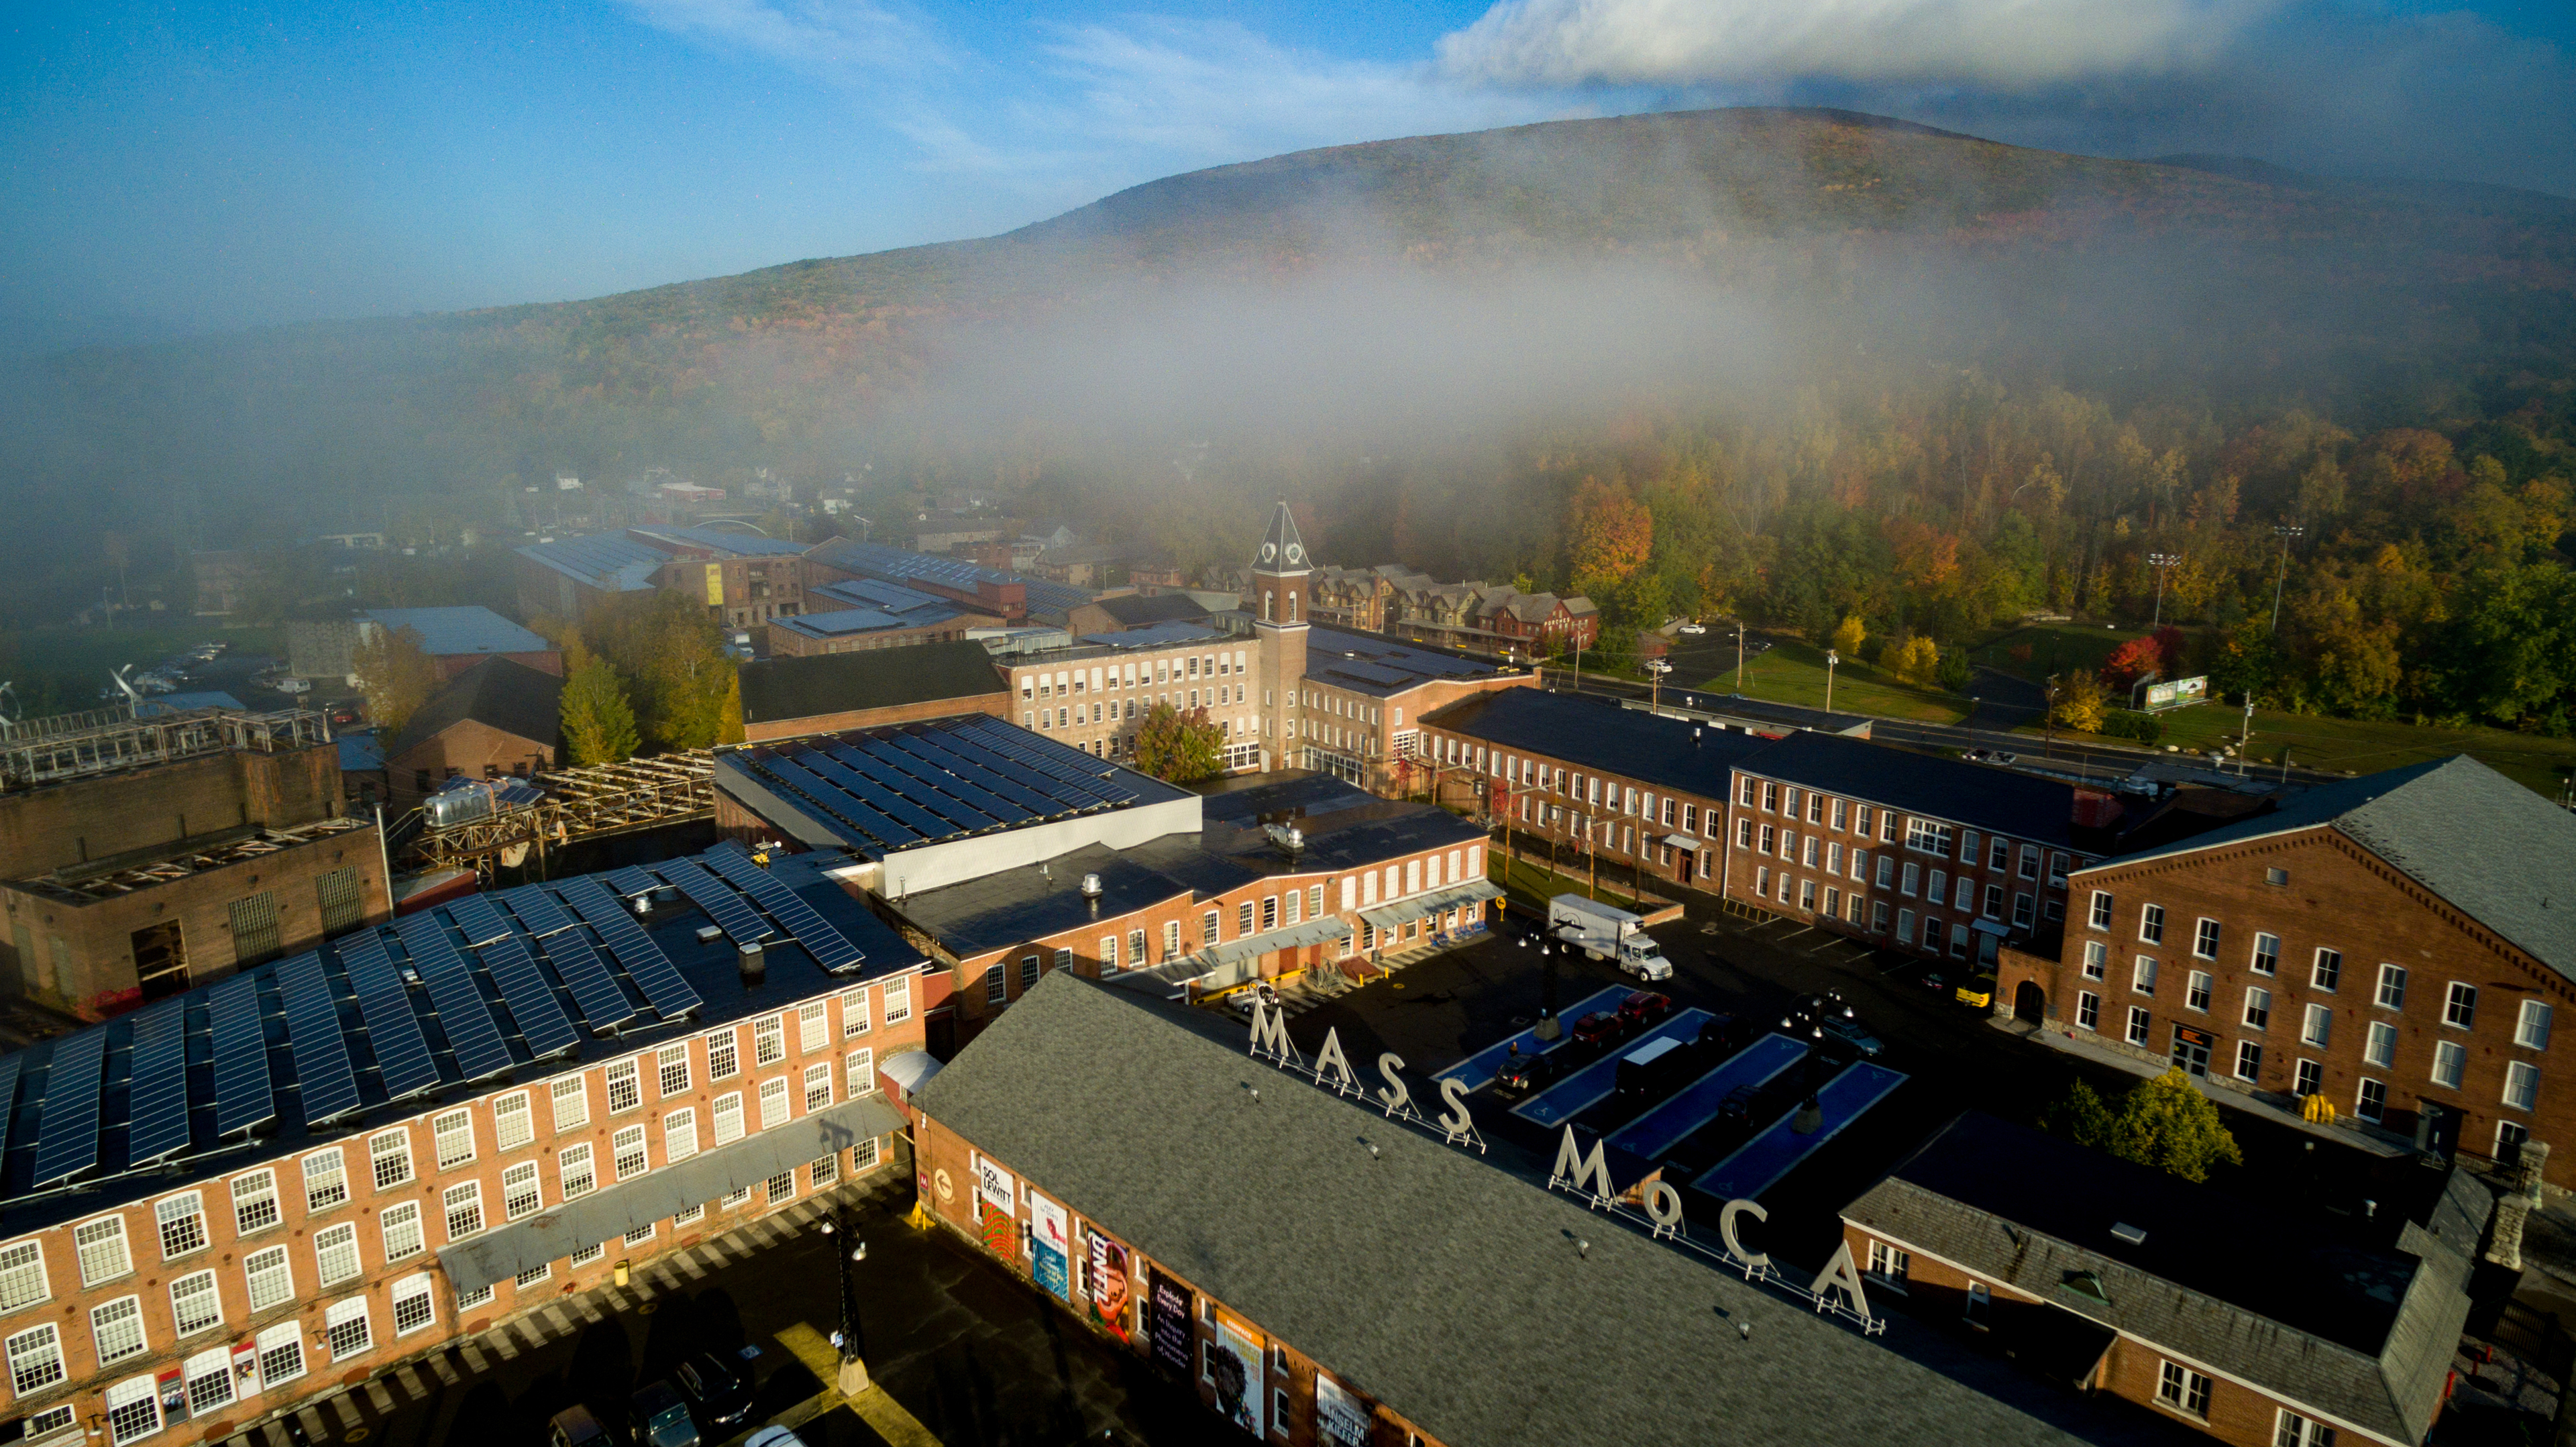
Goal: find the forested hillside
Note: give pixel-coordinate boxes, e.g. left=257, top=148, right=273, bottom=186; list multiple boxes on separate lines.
left=4, top=107, right=2571, bottom=731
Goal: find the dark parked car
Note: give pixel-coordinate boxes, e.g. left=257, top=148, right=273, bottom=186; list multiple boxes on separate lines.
left=674, top=1352, right=753, bottom=1430
left=1616, top=990, right=1672, bottom=1028
left=1715, top=1083, right=1767, bottom=1127
left=1571, top=1012, right=1629, bottom=1049
left=629, top=1382, right=700, bottom=1447
left=1494, top=1051, right=1566, bottom=1097
left=1811, top=1014, right=1886, bottom=1058
left=1695, top=1011, right=1744, bottom=1053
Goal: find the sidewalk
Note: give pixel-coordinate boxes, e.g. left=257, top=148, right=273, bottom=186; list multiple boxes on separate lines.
left=1991, top=1015, right=2412, bottom=1159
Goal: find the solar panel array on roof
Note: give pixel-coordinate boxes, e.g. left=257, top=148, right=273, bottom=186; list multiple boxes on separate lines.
left=32, top=1028, right=107, bottom=1185
left=652, top=859, right=773, bottom=951
left=702, top=847, right=866, bottom=971
left=339, top=929, right=441, bottom=1099
left=561, top=877, right=702, bottom=1021
left=394, top=914, right=515, bottom=1081
left=606, top=866, right=660, bottom=898
left=0, top=1054, right=21, bottom=1160
left=516, top=533, right=668, bottom=590
left=276, top=951, right=362, bottom=1124
left=729, top=714, right=1147, bottom=855
left=1319, top=659, right=1410, bottom=688
left=447, top=895, right=582, bottom=1058
left=817, top=540, right=1094, bottom=614
left=208, top=972, right=276, bottom=1138
left=500, top=886, right=637, bottom=1034
left=125, top=1000, right=192, bottom=1165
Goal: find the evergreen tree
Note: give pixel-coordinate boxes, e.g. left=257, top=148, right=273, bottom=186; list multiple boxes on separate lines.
left=559, top=645, right=640, bottom=765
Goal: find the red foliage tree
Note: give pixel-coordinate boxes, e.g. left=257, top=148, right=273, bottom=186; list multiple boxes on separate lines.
left=2102, top=637, right=2163, bottom=691
left=2152, top=625, right=2186, bottom=678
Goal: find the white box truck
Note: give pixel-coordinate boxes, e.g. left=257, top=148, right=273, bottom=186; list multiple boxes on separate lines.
left=1548, top=894, right=1672, bottom=981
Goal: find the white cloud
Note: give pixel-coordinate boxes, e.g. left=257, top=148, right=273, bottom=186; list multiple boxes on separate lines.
left=1435, top=0, right=2272, bottom=89
left=615, top=0, right=937, bottom=76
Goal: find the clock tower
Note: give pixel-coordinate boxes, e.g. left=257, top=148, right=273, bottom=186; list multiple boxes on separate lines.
left=1251, top=501, right=1309, bottom=772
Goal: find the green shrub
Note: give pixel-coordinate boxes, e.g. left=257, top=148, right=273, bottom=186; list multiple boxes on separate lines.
left=2099, top=710, right=2165, bottom=744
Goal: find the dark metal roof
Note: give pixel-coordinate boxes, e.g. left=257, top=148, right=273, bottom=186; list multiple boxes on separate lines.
left=914, top=977, right=2094, bottom=1447
left=362, top=606, right=551, bottom=658
left=1303, top=627, right=1519, bottom=698
left=385, top=655, right=564, bottom=758
left=1741, top=730, right=2098, bottom=851
left=1197, top=771, right=1487, bottom=875
left=806, top=539, right=1095, bottom=618
left=1422, top=688, right=1774, bottom=801
left=1092, top=592, right=1214, bottom=627
left=737, top=641, right=1006, bottom=727
left=888, top=835, right=1260, bottom=960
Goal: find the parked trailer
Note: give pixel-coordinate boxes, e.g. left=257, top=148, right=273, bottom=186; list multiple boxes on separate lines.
left=1547, top=893, right=1672, bottom=981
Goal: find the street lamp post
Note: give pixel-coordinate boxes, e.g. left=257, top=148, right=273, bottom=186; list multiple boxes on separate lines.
left=1824, top=649, right=1839, bottom=714
left=816, top=1209, right=869, bottom=1395
left=2147, top=553, right=2182, bottom=629
left=2269, top=525, right=2304, bottom=634
left=1735, top=621, right=1747, bottom=695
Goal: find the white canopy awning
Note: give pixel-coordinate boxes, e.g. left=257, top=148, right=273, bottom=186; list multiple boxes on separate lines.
left=1358, top=878, right=1505, bottom=931
left=1105, top=916, right=1354, bottom=996
left=1662, top=833, right=1703, bottom=851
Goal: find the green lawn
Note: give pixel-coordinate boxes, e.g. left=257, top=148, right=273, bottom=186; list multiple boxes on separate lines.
left=7, top=621, right=282, bottom=680
left=1698, top=637, right=1972, bottom=725
left=2118, top=706, right=2576, bottom=799
left=1491, top=853, right=1641, bottom=914
left=1974, top=621, right=2152, bottom=684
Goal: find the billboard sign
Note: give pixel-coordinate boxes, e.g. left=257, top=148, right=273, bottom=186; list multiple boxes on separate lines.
left=1090, top=1236, right=1132, bottom=1343
left=1030, top=1193, right=1070, bottom=1299
left=1316, top=1374, right=1371, bottom=1447
left=2134, top=674, right=2208, bottom=712
left=1150, top=1272, right=1193, bottom=1374
left=1210, top=1312, right=1265, bottom=1436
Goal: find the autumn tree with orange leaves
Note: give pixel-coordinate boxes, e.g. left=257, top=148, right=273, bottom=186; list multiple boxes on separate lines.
left=1565, top=480, right=1652, bottom=596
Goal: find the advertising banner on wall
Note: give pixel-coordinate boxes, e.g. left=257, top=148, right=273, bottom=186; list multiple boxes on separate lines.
left=1149, top=1272, right=1194, bottom=1374
left=1210, top=1311, right=1265, bottom=1437
left=973, top=1154, right=1018, bottom=1258
left=1090, top=1236, right=1132, bottom=1342
left=156, top=1366, right=187, bottom=1424
left=973, top=1154, right=1015, bottom=1214
left=230, top=1342, right=260, bottom=1398
left=1315, top=1374, right=1371, bottom=1447
left=1029, top=1193, right=1070, bottom=1299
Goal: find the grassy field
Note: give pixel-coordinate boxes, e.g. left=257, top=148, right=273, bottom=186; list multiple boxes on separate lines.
left=1974, top=621, right=2153, bottom=684
left=1491, top=853, right=1642, bottom=914
left=2121, top=706, right=2576, bottom=799
left=7, top=621, right=282, bottom=681
left=1697, top=637, right=1972, bottom=725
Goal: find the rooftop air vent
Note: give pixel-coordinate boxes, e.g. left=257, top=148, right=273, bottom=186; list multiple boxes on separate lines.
left=2109, top=1222, right=2148, bottom=1245
left=695, top=925, right=723, bottom=944
left=1080, top=873, right=1103, bottom=899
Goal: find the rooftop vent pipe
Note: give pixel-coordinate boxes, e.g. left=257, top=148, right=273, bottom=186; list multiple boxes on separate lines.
left=1080, top=873, right=1103, bottom=899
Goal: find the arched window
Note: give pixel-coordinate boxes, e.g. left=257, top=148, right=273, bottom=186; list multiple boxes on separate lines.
left=1263, top=590, right=1275, bottom=622
left=1287, top=591, right=1298, bottom=621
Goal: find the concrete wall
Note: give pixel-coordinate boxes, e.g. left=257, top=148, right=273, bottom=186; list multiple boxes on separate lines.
left=879, top=792, right=1203, bottom=900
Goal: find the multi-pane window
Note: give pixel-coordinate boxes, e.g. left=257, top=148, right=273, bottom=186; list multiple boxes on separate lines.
left=156, top=1192, right=209, bottom=1259
left=855, top=1136, right=881, bottom=1172
left=170, top=1270, right=223, bottom=1337
left=232, top=1169, right=282, bottom=1235
left=2357, top=1078, right=2387, bottom=1122
left=493, top=1093, right=535, bottom=1153
left=760, top=1077, right=791, bottom=1130
left=559, top=1144, right=597, bottom=1199
left=606, top=1058, right=643, bottom=1113
left=502, top=1161, right=543, bottom=1220
left=0, top=1240, right=49, bottom=1312
left=2446, top=982, right=2479, bottom=1030
left=182, top=1344, right=235, bottom=1415
left=517, top=1263, right=553, bottom=1289
left=443, top=1182, right=484, bottom=1240
left=665, top=1108, right=700, bottom=1163
left=840, top=989, right=871, bottom=1037
left=804, top=1062, right=835, bottom=1112
left=373, top=1122, right=412, bottom=1189
left=2127, top=1008, right=2151, bottom=1048
left=2275, top=1408, right=2337, bottom=1447
left=767, top=1171, right=796, bottom=1203
left=2076, top=993, right=2100, bottom=1032
left=708, top=1028, right=741, bottom=1080
left=754, top=1014, right=786, bottom=1066
left=433, top=1109, right=476, bottom=1171
left=2133, top=957, right=2158, bottom=995
left=380, top=1201, right=425, bottom=1261
left=798, top=1000, right=830, bottom=1053
left=2243, top=987, right=2271, bottom=1030
left=2432, top=1040, right=2468, bottom=1090
left=76, top=1215, right=134, bottom=1286
left=6, top=1322, right=66, bottom=1397
left=612, top=1126, right=649, bottom=1181
left=2139, top=904, right=2165, bottom=945
left=713, top=1093, right=745, bottom=1145
left=983, top=965, right=1008, bottom=1004
left=2506, top=1061, right=2542, bottom=1112
left=314, top=1222, right=362, bottom=1286
left=303, top=1148, right=349, bottom=1214
left=2082, top=941, right=2106, bottom=980
left=2157, top=1361, right=2212, bottom=1417
left=2088, top=891, right=2112, bottom=930
left=658, top=1043, right=692, bottom=1097
left=256, top=1321, right=305, bottom=1387
left=91, top=1295, right=148, bottom=1365
left=2366, top=1022, right=2399, bottom=1068
left=551, top=1075, right=591, bottom=1132
left=847, top=1048, right=876, bottom=1099
left=2186, top=971, right=2212, bottom=1012
left=325, top=1297, right=372, bottom=1361
left=2302, top=1004, right=2331, bottom=1048
left=2375, top=963, right=2406, bottom=1010
left=392, top=1275, right=437, bottom=1336
left=244, top=1244, right=293, bottom=1312
left=2235, top=1041, right=2263, bottom=1083
left=2520, top=1000, right=2554, bottom=1051
left=105, top=1375, right=164, bottom=1445
left=2294, top=1059, right=2324, bottom=1097
left=2312, top=948, right=2341, bottom=992
left=2250, top=933, right=2279, bottom=976
left=2192, top=918, right=2220, bottom=959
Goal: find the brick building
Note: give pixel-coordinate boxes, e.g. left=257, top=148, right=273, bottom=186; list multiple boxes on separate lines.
left=2000, top=757, right=2576, bottom=1183
left=763, top=578, right=1004, bottom=658
left=626, top=527, right=816, bottom=631
left=909, top=974, right=2096, bottom=1447
left=0, top=846, right=927, bottom=1444
left=380, top=658, right=561, bottom=806
left=1843, top=1112, right=2477, bottom=1447
left=288, top=610, right=562, bottom=686
left=1063, top=592, right=1216, bottom=639
left=735, top=642, right=1011, bottom=745
left=806, top=538, right=1092, bottom=629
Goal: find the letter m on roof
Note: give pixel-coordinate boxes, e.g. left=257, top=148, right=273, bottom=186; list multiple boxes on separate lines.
left=1551, top=1126, right=1615, bottom=1207
left=1246, top=999, right=1301, bottom=1069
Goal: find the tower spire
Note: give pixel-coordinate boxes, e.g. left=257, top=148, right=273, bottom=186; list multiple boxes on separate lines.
left=1253, top=501, right=1307, bottom=574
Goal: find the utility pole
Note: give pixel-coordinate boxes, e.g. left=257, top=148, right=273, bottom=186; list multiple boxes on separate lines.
left=2240, top=693, right=2255, bottom=776
left=2269, top=525, right=2304, bottom=634
left=817, top=1210, right=869, bottom=1394
left=2147, top=553, right=2182, bottom=629
left=1735, top=621, right=1747, bottom=695
left=1824, top=649, right=1839, bottom=714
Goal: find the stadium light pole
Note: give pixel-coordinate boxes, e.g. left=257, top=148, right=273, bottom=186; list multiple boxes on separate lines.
left=2269, top=525, right=2304, bottom=634
left=1824, top=649, right=1839, bottom=714
left=2146, top=553, right=2182, bottom=629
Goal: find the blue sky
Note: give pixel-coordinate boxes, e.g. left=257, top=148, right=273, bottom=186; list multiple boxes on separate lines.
left=3, top=0, right=2570, bottom=339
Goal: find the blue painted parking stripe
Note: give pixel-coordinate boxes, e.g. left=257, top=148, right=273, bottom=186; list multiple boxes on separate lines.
left=1433, top=986, right=1633, bottom=1091
left=1691, top=1061, right=1907, bottom=1200
left=1509, top=1009, right=1715, bottom=1129
left=1603, top=1034, right=1809, bottom=1161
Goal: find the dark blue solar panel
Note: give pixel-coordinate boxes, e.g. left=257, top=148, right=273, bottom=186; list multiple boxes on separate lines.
left=501, top=888, right=638, bottom=1034
left=31, top=1028, right=107, bottom=1185
left=125, top=999, right=192, bottom=1165
left=807, top=747, right=959, bottom=838
left=953, top=718, right=1135, bottom=806
left=702, top=849, right=866, bottom=971
left=751, top=753, right=910, bottom=847
left=338, top=930, right=441, bottom=1099
left=651, top=859, right=773, bottom=950
left=448, top=894, right=582, bottom=1056
left=606, top=866, right=659, bottom=898
left=207, top=973, right=274, bottom=1138
left=275, top=952, right=361, bottom=1124
left=561, top=876, right=702, bottom=1021
left=445, top=894, right=516, bottom=946
left=850, top=736, right=1012, bottom=828
left=900, top=732, right=1072, bottom=816
left=879, top=733, right=1039, bottom=822
left=0, top=1053, right=21, bottom=1161
left=394, top=914, right=515, bottom=1081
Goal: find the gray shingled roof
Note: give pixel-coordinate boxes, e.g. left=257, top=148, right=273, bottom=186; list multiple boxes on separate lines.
left=2097, top=756, right=2576, bottom=982
left=914, top=976, right=2092, bottom=1447
left=1841, top=1114, right=2481, bottom=1446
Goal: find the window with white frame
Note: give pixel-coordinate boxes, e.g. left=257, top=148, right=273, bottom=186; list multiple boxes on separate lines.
left=2077, top=992, right=2100, bottom=1032
left=2127, top=1008, right=2151, bottom=1047
left=2133, top=957, right=2159, bottom=996
left=380, top=1201, right=425, bottom=1261
left=313, top=1221, right=362, bottom=1287
left=2302, top=1004, right=2331, bottom=1047
left=625, top=1226, right=656, bottom=1248
left=551, top=1075, right=590, bottom=1132
left=2506, top=1061, right=2541, bottom=1112
left=2375, top=963, right=2406, bottom=1010
left=706, top=1028, right=740, bottom=1081
left=2243, top=987, right=2270, bottom=1030
left=456, top=1283, right=495, bottom=1310
left=2139, top=904, right=2165, bottom=944
left=573, top=1241, right=608, bottom=1266
left=184, top=1344, right=235, bottom=1414
left=76, top=1214, right=133, bottom=1286
left=105, top=1373, right=162, bottom=1445
left=2155, top=1360, right=2211, bottom=1418
left=255, top=1320, right=305, bottom=1387
left=606, top=1057, right=643, bottom=1113
left=2432, top=1040, right=2468, bottom=1090
left=303, top=1148, right=349, bottom=1214
left=0, top=1239, right=48, bottom=1313
left=2193, top=918, right=2220, bottom=959
left=493, top=1092, right=535, bottom=1153
left=503, top=1161, right=543, bottom=1220
left=612, top=1126, right=649, bottom=1181
left=443, top=1182, right=484, bottom=1240
left=812, top=1153, right=840, bottom=1188
left=169, top=1269, right=222, bottom=1338
left=2358, top=1078, right=2387, bottom=1122
left=767, top=1171, right=796, bottom=1202
left=392, top=1274, right=437, bottom=1336
left=325, top=1296, right=372, bottom=1361
left=2082, top=941, right=2106, bottom=979
left=841, top=987, right=871, bottom=1036
left=19, top=1407, right=73, bottom=1441
left=232, top=1168, right=282, bottom=1235
left=433, top=1108, right=476, bottom=1171
left=2234, top=1040, right=2262, bottom=1083
left=2446, top=982, right=2478, bottom=1030
left=713, top=1093, right=745, bottom=1145
left=244, top=1244, right=293, bottom=1312
left=2366, top=1020, right=2400, bottom=1067
left=803, top=1062, right=834, bottom=1112
left=156, top=1192, right=209, bottom=1260
left=2250, top=932, right=2279, bottom=976
left=655, top=1044, right=692, bottom=1100
left=760, top=1077, right=790, bottom=1130
left=5, top=1321, right=66, bottom=1396
left=1904, top=818, right=1953, bottom=856
left=2275, top=1407, right=2336, bottom=1447
left=91, top=1295, right=148, bottom=1366
left=559, top=1144, right=596, bottom=1199
left=721, top=1187, right=753, bottom=1212
left=674, top=1205, right=705, bottom=1228
left=846, top=1048, right=875, bottom=1099
left=515, top=1263, right=552, bottom=1289
left=2294, top=1059, right=2324, bottom=1097
left=855, top=1136, right=880, bottom=1172
left=985, top=965, right=1008, bottom=1004
left=2088, top=891, right=2112, bottom=930
left=2186, top=971, right=2212, bottom=1011
left=665, top=1108, right=699, bottom=1163
left=2520, top=1000, right=2554, bottom=1051
left=883, top=977, right=910, bottom=1024
left=798, top=1000, right=830, bottom=1053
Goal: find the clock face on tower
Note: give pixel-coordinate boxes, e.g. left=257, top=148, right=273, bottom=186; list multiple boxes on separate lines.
left=1260, top=542, right=1277, bottom=564
left=1285, top=543, right=1304, bottom=565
